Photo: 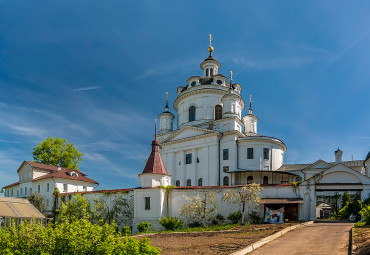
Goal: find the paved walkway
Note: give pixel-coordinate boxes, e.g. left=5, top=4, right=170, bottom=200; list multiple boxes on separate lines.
left=251, top=222, right=353, bottom=255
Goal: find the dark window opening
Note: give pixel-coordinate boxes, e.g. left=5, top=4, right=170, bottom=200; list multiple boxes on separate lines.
left=223, top=166, right=229, bottom=172
left=223, top=176, right=229, bottom=186
left=176, top=180, right=180, bottom=186
left=191, top=81, right=196, bottom=86
left=186, top=154, right=192, bottom=164
left=263, top=176, right=269, bottom=185
left=215, top=105, right=222, bottom=120
left=247, top=176, right=253, bottom=184
left=145, top=197, right=150, bottom=210
left=198, top=178, right=202, bottom=186
left=206, top=69, right=209, bottom=76
left=247, top=148, right=254, bottom=159
left=186, top=179, right=191, bottom=186
left=223, top=149, right=229, bottom=160
left=216, top=80, right=222, bottom=85
left=197, top=157, right=200, bottom=163
left=263, top=148, right=269, bottom=160
left=210, top=68, right=214, bottom=75
left=189, top=106, right=196, bottom=122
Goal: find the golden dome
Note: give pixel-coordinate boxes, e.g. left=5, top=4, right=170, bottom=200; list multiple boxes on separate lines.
left=208, top=46, right=214, bottom=52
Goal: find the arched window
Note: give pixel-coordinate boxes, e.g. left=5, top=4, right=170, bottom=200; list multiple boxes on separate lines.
left=189, top=106, right=196, bottom=122
left=198, top=178, right=203, bottom=186
left=223, top=176, right=229, bottom=186
left=247, top=176, right=253, bottom=184
left=263, top=176, right=269, bottom=185
left=176, top=180, right=180, bottom=186
left=186, top=179, right=191, bottom=186
left=215, top=105, right=222, bottom=120
left=210, top=68, right=214, bottom=76
left=206, top=69, right=209, bottom=76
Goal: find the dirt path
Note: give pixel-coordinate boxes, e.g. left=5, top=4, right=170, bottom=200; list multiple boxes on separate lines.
left=251, top=222, right=353, bottom=255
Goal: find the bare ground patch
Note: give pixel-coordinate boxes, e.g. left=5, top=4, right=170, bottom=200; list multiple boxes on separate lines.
left=142, top=223, right=296, bottom=255
left=353, top=226, right=370, bottom=255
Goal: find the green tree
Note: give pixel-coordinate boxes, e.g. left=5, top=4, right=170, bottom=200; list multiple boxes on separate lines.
left=223, top=183, right=262, bottom=224
left=27, top=192, right=46, bottom=214
left=180, top=192, right=217, bottom=227
left=32, top=137, right=83, bottom=170
left=341, top=191, right=351, bottom=208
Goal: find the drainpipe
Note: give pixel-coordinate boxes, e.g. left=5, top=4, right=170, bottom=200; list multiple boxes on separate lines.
left=218, top=133, right=224, bottom=186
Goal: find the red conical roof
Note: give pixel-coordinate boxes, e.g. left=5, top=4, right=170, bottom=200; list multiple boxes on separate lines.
left=141, top=140, right=168, bottom=175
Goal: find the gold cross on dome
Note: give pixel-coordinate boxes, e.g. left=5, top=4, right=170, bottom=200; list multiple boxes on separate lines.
left=165, top=92, right=168, bottom=102
left=250, top=94, right=252, bottom=104
left=209, top=34, right=212, bottom=47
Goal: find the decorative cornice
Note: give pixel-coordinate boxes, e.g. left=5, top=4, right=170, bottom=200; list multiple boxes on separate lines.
left=237, top=136, right=287, bottom=151
left=162, top=132, right=221, bottom=146
left=162, top=125, right=219, bottom=143
left=174, top=87, right=228, bottom=110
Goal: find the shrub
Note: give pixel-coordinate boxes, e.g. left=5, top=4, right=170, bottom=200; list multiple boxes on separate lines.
left=0, top=219, right=160, bottom=254
left=159, top=216, right=184, bottom=231
left=360, top=205, right=370, bottom=225
left=336, top=205, right=350, bottom=220
left=210, top=213, right=225, bottom=225
left=188, top=221, right=202, bottom=228
left=354, top=221, right=366, bottom=228
left=248, top=211, right=262, bottom=224
left=137, top=221, right=151, bottom=233
left=227, top=211, right=242, bottom=224
left=121, top=226, right=132, bottom=235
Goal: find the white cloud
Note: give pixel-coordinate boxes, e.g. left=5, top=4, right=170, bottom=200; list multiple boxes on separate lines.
left=73, top=86, right=101, bottom=92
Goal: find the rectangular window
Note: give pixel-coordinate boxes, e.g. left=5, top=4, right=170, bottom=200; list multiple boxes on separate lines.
left=38, top=185, right=40, bottom=193
left=185, top=153, right=192, bottom=164
left=46, top=199, right=49, bottom=207
left=17, top=190, right=19, bottom=197
left=263, top=148, right=269, bottom=160
left=247, top=148, right=254, bottom=159
left=29, top=188, right=32, bottom=194
left=223, top=166, right=229, bottom=172
left=63, top=184, right=67, bottom=193
left=11, top=189, right=13, bottom=196
left=223, top=149, right=229, bottom=160
left=145, top=197, right=151, bottom=210
left=83, top=186, right=87, bottom=191
left=47, top=183, right=49, bottom=192
left=25, top=187, right=27, bottom=196
left=20, top=188, right=23, bottom=196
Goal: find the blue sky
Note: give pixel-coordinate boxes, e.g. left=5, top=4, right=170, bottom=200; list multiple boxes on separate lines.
left=0, top=1, right=369, bottom=190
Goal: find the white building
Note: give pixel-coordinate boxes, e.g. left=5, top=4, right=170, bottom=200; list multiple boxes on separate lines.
left=3, top=161, right=98, bottom=213
left=2, top=39, right=370, bottom=231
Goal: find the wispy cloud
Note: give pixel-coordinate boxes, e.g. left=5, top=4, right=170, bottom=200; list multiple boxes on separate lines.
left=73, top=86, right=101, bottom=92
left=330, top=28, right=370, bottom=65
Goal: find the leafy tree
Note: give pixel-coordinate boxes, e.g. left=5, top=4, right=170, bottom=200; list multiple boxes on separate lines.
left=341, top=191, right=351, bottom=208
left=32, top=137, right=83, bottom=170
left=57, top=194, right=93, bottom=223
left=223, top=183, right=262, bottom=224
left=360, top=205, right=370, bottom=225
left=180, top=192, right=217, bottom=226
left=27, top=192, right=46, bottom=214
left=93, top=194, right=132, bottom=225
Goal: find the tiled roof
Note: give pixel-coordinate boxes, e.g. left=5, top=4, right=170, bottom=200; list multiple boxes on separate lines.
left=32, top=167, right=98, bottom=184
left=141, top=140, right=168, bottom=175
left=3, top=181, right=20, bottom=188
left=278, top=160, right=364, bottom=171
left=62, top=188, right=133, bottom=196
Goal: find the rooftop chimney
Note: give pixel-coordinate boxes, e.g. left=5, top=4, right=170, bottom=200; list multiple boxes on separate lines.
left=335, top=148, right=343, bottom=163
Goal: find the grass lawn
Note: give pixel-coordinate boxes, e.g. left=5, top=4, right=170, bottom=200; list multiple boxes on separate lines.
left=138, top=223, right=296, bottom=255
left=353, top=225, right=370, bottom=255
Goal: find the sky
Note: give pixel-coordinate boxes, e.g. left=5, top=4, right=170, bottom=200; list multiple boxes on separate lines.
left=0, top=0, right=369, bottom=190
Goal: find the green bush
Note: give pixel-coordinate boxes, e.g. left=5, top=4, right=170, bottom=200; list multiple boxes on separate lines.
left=360, top=205, right=370, bottom=225
left=210, top=213, right=225, bottom=225
left=137, top=221, right=151, bottom=233
left=227, top=211, right=242, bottom=224
left=121, top=226, right=132, bottom=235
left=248, top=211, right=262, bottom=224
left=0, top=219, right=160, bottom=254
left=188, top=221, right=202, bottom=228
left=336, top=205, right=350, bottom=220
left=354, top=221, right=366, bottom=228
left=159, top=216, right=184, bottom=231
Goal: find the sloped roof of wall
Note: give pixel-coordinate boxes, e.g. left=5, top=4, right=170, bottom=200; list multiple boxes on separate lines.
left=0, top=197, right=45, bottom=219
left=279, top=160, right=364, bottom=171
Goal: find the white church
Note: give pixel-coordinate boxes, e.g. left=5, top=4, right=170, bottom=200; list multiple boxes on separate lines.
left=3, top=38, right=370, bottom=230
